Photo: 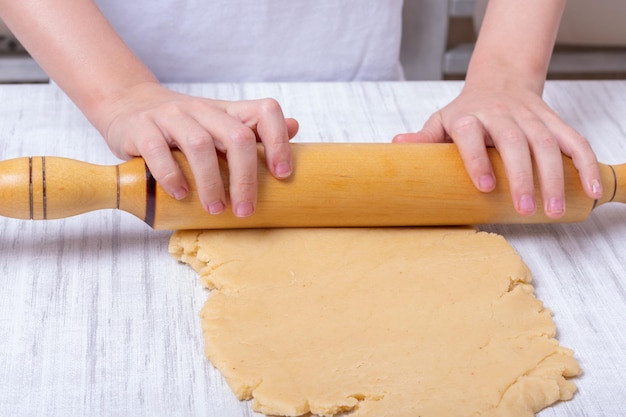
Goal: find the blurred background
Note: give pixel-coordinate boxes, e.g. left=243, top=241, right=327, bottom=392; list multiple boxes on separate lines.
left=1, top=0, right=625, bottom=83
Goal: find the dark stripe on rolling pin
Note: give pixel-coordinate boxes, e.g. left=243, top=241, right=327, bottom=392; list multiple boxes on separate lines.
left=144, top=163, right=156, bottom=227
left=115, top=165, right=120, bottom=210
left=28, top=157, right=33, bottom=220
left=42, top=157, right=47, bottom=220
left=609, top=165, right=617, bottom=203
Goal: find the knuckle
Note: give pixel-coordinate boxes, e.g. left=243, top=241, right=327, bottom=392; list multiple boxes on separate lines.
left=129, top=111, right=151, bottom=125
left=580, top=158, right=599, bottom=172
left=157, top=168, right=180, bottom=185
left=257, top=97, right=283, bottom=115
left=531, top=134, right=558, bottom=150
left=495, top=129, right=525, bottom=146
left=147, top=159, right=180, bottom=188
left=228, top=126, right=256, bottom=147
left=450, top=115, right=481, bottom=136
left=545, top=175, right=564, bottom=187
left=137, top=138, right=168, bottom=158
left=198, top=176, right=224, bottom=195
left=237, top=172, right=257, bottom=188
left=232, top=171, right=257, bottom=196
left=157, top=100, right=189, bottom=116
left=185, top=133, right=213, bottom=152
left=467, top=152, right=490, bottom=168
left=511, top=169, right=534, bottom=186
left=571, top=134, right=595, bottom=155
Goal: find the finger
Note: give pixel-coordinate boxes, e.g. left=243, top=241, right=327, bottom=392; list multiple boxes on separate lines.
left=545, top=117, right=603, bottom=200
left=230, top=98, right=293, bottom=180
left=165, top=114, right=226, bottom=215
left=522, top=119, right=566, bottom=218
left=133, top=127, right=190, bottom=201
left=224, top=126, right=259, bottom=218
left=570, top=136, right=603, bottom=200
left=447, top=114, right=496, bottom=193
left=392, top=112, right=449, bottom=144
left=174, top=112, right=254, bottom=217
left=486, top=121, right=536, bottom=216
left=285, top=118, right=300, bottom=139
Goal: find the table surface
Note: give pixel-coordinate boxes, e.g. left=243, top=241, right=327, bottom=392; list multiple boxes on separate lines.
left=0, top=81, right=625, bottom=417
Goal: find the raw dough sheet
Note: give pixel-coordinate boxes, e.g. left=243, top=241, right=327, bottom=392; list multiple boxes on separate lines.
left=169, top=227, right=580, bottom=417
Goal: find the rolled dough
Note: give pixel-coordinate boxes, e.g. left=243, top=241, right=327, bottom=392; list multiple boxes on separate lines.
left=169, top=227, right=580, bottom=417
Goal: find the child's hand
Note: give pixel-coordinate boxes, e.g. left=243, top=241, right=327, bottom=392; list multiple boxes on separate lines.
left=99, top=82, right=298, bottom=217
left=393, top=82, right=602, bottom=218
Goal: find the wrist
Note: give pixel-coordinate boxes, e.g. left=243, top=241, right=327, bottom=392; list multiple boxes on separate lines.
left=464, top=57, right=547, bottom=96
left=466, top=0, right=565, bottom=96
left=83, top=79, right=162, bottom=138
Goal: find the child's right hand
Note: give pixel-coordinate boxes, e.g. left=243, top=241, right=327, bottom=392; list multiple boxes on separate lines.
left=97, top=82, right=299, bottom=217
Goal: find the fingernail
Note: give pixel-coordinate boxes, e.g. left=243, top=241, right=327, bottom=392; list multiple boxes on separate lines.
left=591, top=179, right=602, bottom=197
left=547, top=197, right=564, bottom=216
left=208, top=201, right=225, bottom=215
left=173, top=188, right=187, bottom=200
left=235, top=201, right=254, bottom=218
left=478, top=174, right=495, bottom=192
left=275, top=161, right=292, bottom=178
left=518, top=194, right=536, bottom=214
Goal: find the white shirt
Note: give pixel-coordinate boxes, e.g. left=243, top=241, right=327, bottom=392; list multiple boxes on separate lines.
left=94, top=0, right=405, bottom=82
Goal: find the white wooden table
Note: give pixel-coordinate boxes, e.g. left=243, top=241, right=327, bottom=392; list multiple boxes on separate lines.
left=0, top=82, right=625, bottom=416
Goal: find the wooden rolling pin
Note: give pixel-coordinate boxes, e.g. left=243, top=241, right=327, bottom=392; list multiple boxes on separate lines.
left=0, top=143, right=623, bottom=229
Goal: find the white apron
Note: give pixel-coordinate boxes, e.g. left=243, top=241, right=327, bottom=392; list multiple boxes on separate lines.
left=94, top=0, right=405, bottom=82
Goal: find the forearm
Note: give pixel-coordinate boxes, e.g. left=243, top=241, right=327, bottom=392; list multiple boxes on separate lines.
left=467, top=0, right=566, bottom=93
left=0, top=0, right=158, bottom=134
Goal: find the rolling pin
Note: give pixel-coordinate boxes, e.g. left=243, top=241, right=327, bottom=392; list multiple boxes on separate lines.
left=0, top=143, right=623, bottom=229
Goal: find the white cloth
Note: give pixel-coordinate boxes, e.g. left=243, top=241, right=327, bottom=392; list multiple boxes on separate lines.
left=94, top=0, right=405, bottom=82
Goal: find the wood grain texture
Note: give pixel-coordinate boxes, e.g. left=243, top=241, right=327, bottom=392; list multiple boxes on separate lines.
left=0, top=81, right=625, bottom=417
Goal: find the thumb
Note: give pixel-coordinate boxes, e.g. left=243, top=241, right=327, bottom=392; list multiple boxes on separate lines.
left=285, top=118, right=300, bottom=139
left=392, top=113, right=449, bottom=144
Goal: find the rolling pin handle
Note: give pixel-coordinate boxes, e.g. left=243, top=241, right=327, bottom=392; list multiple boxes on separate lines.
left=0, top=156, right=149, bottom=222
